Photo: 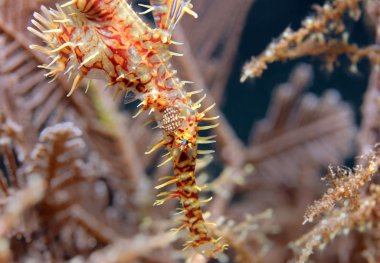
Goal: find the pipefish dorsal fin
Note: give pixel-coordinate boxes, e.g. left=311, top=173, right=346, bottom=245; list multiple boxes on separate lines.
left=148, top=0, right=198, bottom=33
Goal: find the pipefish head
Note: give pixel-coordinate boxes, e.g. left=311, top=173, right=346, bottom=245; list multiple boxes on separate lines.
left=172, top=119, right=198, bottom=154
left=175, top=128, right=196, bottom=154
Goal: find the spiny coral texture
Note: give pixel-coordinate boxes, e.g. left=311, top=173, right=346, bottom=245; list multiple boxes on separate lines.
left=291, top=145, right=380, bottom=263
left=304, top=147, right=380, bottom=225
left=291, top=184, right=380, bottom=263
left=29, top=0, right=224, bottom=257
left=240, top=0, right=378, bottom=81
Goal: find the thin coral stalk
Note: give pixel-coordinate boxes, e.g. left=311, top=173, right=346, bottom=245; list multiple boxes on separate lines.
left=240, top=0, right=365, bottom=81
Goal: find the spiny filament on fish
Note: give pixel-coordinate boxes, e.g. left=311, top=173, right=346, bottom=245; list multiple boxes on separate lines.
left=29, top=0, right=226, bottom=257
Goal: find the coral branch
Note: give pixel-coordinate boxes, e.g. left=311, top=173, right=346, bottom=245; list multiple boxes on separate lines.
left=304, top=145, right=380, bottom=224
left=87, top=233, right=177, bottom=263
left=0, top=174, right=46, bottom=237
left=291, top=184, right=380, bottom=263
left=241, top=0, right=366, bottom=81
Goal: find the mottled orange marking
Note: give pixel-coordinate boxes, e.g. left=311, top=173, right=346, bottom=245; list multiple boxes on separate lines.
left=74, top=46, right=84, bottom=61
left=113, top=54, right=124, bottom=67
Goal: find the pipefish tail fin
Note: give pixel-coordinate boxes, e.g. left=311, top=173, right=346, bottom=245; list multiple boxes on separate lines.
left=147, top=0, right=198, bottom=33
